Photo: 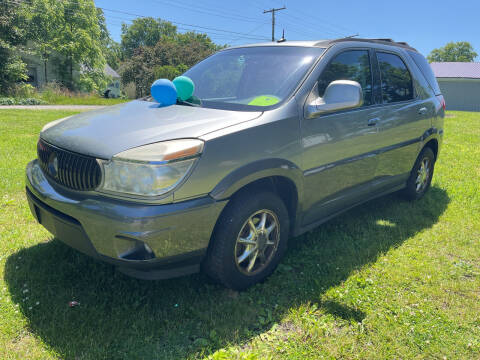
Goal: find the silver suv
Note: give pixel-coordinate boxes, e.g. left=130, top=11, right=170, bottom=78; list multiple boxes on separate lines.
left=26, top=38, right=445, bottom=290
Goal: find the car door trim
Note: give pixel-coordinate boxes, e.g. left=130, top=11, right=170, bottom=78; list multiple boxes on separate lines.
left=303, top=136, right=422, bottom=177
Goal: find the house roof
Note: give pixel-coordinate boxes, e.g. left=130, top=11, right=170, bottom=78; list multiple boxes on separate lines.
left=104, top=64, right=120, bottom=78
left=430, top=62, right=480, bottom=79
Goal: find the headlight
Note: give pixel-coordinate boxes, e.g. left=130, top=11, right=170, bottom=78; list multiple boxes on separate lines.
left=99, top=139, right=203, bottom=197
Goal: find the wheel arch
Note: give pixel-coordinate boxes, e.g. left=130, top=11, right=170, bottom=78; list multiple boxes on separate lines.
left=420, top=128, right=442, bottom=161
left=424, top=138, right=439, bottom=160
left=209, top=159, right=303, bottom=235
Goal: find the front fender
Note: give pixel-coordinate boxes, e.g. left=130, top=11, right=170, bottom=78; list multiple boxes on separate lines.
left=209, top=158, right=304, bottom=201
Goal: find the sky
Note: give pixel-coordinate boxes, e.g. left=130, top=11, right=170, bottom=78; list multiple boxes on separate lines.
left=95, top=0, right=480, bottom=59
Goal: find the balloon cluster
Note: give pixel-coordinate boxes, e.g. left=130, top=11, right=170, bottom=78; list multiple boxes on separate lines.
left=150, top=76, right=195, bottom=107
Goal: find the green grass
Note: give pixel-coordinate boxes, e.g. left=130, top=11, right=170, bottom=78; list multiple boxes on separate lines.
left=0, top=110, right=479, bottom=359
left=0, top=94, right=129, bottom=106
left=36, top=93, right=129, bottom=105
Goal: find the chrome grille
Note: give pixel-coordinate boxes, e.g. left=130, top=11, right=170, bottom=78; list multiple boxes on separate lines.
left=37, top=139, right=101, bottom=191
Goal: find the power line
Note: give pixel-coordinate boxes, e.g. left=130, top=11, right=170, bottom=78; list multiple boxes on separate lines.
left=145, top=0, right=263, bottom=24
left=99, top=7, right=270, bottom=40
left=255, top=0, right=357, bottom=38
left=101, top=13, right=269, bottom=41
left=3, top=0, right=271, bottom=42
left=104, top=21, right=269, bottom=42
left=244, top=0, right=345, bottom=39
left=228, top=23, right=269, bottom=44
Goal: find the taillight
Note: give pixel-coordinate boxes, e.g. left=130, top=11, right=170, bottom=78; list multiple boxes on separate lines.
left=437, top=95, right=446, bottom=111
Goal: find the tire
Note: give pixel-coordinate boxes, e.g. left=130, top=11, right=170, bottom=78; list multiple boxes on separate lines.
left=203, top=191, right=289, bottom=290
left=402, top=147, right=435, bottom=201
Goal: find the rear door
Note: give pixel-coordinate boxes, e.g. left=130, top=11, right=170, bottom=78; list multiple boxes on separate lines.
left=371, top=49, right=434, bottom=190
left=301, top=48, right=383, bottom=226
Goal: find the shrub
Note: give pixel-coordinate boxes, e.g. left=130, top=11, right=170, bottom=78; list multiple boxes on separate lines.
left=0, top=97, right=47, bottom=105
left=75, top=70, right=109, bottom=94
left=123, top=82, right=136, bottom=99
left=11, top=83, right=37, bottom=98
left=17, top=98, right=47, bottom=105
left=0, top=97, right=16, bottom=105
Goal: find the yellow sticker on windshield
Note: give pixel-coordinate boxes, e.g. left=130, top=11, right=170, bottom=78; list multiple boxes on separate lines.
left=248, top=95, right=280, bottom=106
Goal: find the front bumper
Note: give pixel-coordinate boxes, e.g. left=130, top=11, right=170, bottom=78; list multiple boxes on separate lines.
left=25, top=160, right=227, bottom=279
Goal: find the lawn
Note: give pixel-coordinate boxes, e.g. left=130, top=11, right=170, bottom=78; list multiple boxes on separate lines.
left=0, top=94, right=129, bottom=106
left=36, top=93, right=129, bottom=106
left=0, top=110, right=479, bottom=359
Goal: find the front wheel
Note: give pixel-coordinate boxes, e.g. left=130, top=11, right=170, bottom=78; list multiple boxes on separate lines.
left=402, top=147, right=435, bottom=200
left=203, top=191, right=289, bottom=290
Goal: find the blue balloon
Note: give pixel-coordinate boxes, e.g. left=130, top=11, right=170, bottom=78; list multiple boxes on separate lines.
left=151, top=79, right=177, bottom=107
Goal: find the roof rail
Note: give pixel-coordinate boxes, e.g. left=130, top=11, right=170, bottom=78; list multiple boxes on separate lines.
left=371, top=38, right=395, bottom=42
left=328, top=37, right=417, bottom=52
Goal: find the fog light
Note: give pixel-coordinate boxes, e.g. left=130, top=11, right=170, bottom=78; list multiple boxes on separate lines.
left=114, top=236, right=156, bottom=261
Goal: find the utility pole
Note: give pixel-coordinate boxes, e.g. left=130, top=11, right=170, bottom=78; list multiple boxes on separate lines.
left=263, top=6, right=286, bottom=42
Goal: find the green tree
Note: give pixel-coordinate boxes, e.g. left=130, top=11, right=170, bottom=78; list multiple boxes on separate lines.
left=19, top=0, right=106, bottom=91
left=121, top=17, right=177, bottom=58
left=97, top=8, right=122, bottom=70
left=0, top=0, right=27, bottom=94
left=54, top=0, right=105, bottom=89
left=21, top=0, right=62, bottom=83
left=427, top=42, right=478, bottom=62
left=120, top=30, right=219, bottom=97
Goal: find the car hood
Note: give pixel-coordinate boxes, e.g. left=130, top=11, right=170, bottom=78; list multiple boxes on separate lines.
left=40, top=100, right=262, bottom=159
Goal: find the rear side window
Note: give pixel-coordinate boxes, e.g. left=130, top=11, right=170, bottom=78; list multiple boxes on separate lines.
left=377, top=52, right=414, bottom=103
left=318, top=50, right=372, bottom=106
left=408, top=50, right=442, bottom=95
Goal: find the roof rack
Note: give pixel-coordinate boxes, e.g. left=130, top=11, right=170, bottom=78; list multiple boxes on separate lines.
left=327, top=37, right=417, bottom=52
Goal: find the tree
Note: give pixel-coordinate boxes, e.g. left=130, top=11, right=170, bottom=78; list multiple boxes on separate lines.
left=19, top=0, right=106, bottom=91
left=0, top=0, right=27, bottom=94
left=427, top=42, right=478, bottom=62
left=97, top=8, right=122, bottom=70
left=120, top=30, right=219, bottom=97
left=42, top=0, right=105, bottom=89
left=21, top=0, right=62, bottom=83
left=121, top=17, right=177, bottom=58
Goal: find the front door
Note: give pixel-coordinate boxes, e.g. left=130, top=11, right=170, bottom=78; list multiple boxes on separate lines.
left=301, top=49, right=382, bottom=227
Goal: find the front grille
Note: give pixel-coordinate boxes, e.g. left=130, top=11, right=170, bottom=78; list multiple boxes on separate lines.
left=37, top=138, right=102, bottom=191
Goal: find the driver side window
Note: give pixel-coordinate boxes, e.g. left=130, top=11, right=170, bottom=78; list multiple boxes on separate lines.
left=318, top=50, right=373, bottom=106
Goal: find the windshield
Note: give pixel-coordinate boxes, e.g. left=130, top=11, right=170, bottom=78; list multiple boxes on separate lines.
left=183, top=46, right=324, bottom=111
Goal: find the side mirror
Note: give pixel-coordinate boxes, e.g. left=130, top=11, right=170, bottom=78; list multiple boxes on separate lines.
left=305, top=80, right=363, bottom=118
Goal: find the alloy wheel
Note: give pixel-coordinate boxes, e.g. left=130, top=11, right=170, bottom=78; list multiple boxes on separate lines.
left=234, top=209, right=280, bottom=276
left=415, top=157, right=431, bottom=192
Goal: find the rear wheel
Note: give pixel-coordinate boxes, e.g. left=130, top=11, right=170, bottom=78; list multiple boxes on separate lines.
left=403, top=147, right=435, bottom=200
left=203, top=191, right=289, bottom=290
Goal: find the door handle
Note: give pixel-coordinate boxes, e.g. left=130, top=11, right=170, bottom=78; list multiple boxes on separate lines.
left=368, top=118, right=379, bottom=126
left=418, top=107, right=428, bottom=115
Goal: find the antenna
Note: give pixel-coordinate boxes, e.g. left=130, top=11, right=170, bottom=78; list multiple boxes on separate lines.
left=263, top=6, right=286, bottom=42
left=277, top=29, right=286, bottom=43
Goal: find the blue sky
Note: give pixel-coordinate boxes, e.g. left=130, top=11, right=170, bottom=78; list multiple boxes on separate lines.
left=96, top=0, right=479, bottom=59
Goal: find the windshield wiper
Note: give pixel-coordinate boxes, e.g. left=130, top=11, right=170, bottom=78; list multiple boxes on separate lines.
left=176, top=96, right=202, bottom=107
left=176, top=99, right=200, bottom=107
